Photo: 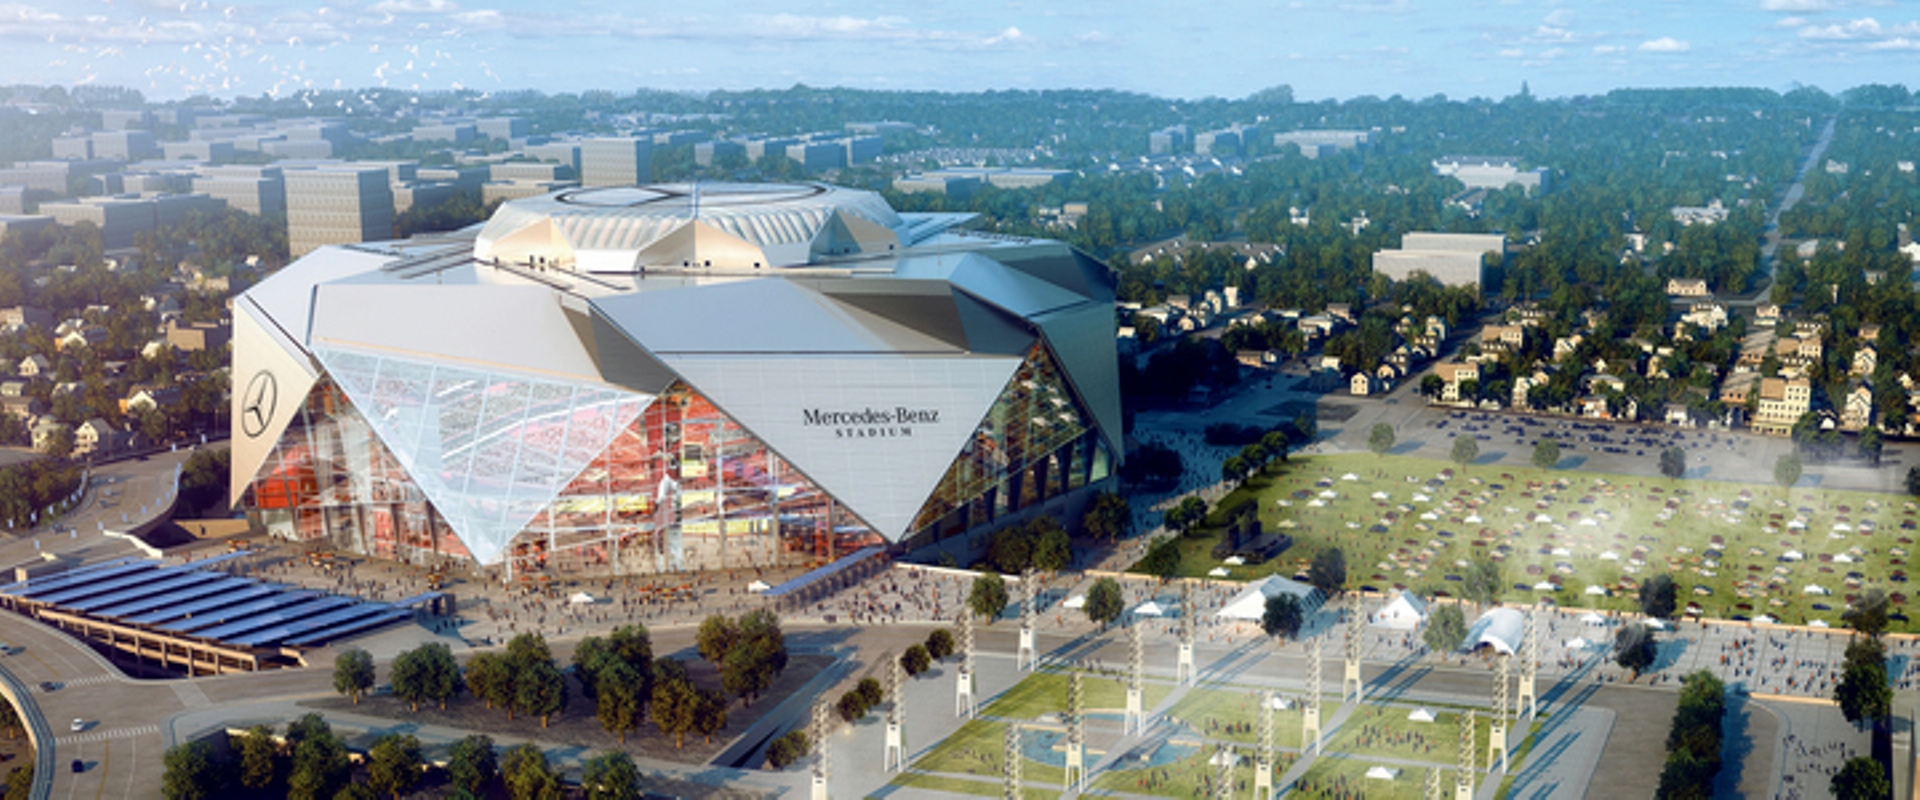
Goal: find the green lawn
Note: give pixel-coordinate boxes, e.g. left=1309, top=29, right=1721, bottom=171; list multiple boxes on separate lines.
left=983, top=669, right=1175, bottom=720
left=1162, top=685, right=1310, bottom=749
left=1294, top=755, right=1435, bottom=800
left=880, top=771, right=1059, bottom=799
left=1134, top=452, right=1920, bottom=630
left=909, top=718, right=1014, bottom=780
left=1322, top=702, right=1502, bottom=766
left=1089, top=745, right=1266, bottom=799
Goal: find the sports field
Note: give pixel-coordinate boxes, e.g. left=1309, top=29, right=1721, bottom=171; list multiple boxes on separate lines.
left=1135, top=452, right=1915, bottom=629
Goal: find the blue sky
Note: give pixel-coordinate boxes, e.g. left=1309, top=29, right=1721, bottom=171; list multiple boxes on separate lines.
left=3, top=0, right=1918, bottom=101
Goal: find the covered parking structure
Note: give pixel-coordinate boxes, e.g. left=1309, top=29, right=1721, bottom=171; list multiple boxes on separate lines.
left=0, top=554, right=410, bottom=675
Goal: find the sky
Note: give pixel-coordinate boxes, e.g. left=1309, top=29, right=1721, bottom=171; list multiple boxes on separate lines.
left=3, top=0, right=1919, bottom=102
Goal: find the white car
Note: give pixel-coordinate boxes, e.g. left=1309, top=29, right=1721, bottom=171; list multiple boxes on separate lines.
left=70, top=719, right=84, bottom=732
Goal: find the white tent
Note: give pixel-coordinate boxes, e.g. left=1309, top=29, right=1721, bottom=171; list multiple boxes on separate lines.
left=1217, top=575, right=1325, bottom=621
left=1645, top=618, right=1667, bottom=630
left=1209, top=750, right=1240, bottom=767
left=1365, top=767, right=1401, bottom=780
left=1803, top=584, right=1830, bottom=596
left=1267, top=696, right=1293, bottom=710
left=1809, top=619, right=1830, bottom=628
left=1135, top=601, right=1167, bottom=617
left=1208, top=567, right=1230, bottom=578
left=568, top=592, right=597, bottom=605
left=746, top=580, right=772, bottom=593
left=1579, top=612, right=1607, bottom=626
left=1465, top=608, right=1525, bottom=654
left=1564, top=637, right=1591, bottom=650
left=1584, top=585, right=1610, bottom=597
left=1223, top=556, right=1246, bottom=566
left=1406, top=708, right=1437, bottom=722
left=1753, top=614, right=1777, bottom=624
left=1063, top=594, right=1087, bottom=609
left=1371, top=590, right=1429, bottom=631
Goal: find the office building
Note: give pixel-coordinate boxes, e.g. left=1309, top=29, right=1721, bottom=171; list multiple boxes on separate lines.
left=580, top=138, right=652, bottom=187
left=233, top=182, right=1121, bottom=579
left=284, top=167, right=395, bottom=256
left=194, top=166, right=287, bottom=217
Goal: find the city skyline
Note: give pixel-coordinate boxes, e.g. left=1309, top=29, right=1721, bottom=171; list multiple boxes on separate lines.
left=4, top=0, right=1920, bottom=103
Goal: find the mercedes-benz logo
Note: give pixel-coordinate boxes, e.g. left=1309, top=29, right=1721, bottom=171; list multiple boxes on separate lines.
left=241, top=371, right=278, bottom=438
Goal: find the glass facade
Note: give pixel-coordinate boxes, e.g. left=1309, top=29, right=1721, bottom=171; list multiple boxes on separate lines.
left=245, top=344, right=1109, bottom=579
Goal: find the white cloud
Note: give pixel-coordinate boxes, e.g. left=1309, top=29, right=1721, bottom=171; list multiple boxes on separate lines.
left=1761, top=0, right=1833, bottom=11
left=1499, top=47, right=1525, bottom=57
left=1868, top=36, right=1920, bottom=49
left=1543, top=9, right=1574, bottom=27
left=1774, top=15, right=1809, bottom=27
left=1798, top=17, right=1882, bottom=39
left=1639, top=36, right=1691, bottom=52
left=369, top=0, right=460, bottom=14
left=1592, top=44, right=1625, bottom=54
left=1337, top=0, right=1412, bottom=15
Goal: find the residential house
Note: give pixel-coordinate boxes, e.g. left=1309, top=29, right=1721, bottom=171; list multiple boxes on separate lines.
left=121, top=385, right=182, bottom=415
left=56, top=325, right=107, bottom=351
left=1841, top=383, right=1874, bottom=432
left=0, top=306, right=52, bottom=333
left=31, top=420, right=69, bottom=454
left=0, top=380, right=25, bottom=397
left=74, top=417, right=116, bottom=455
left=1752, top=376, right=1812, bottom=435
left=1433, top=361, right=1480, bottom=403
left=1853, top=345, right=1877, bottom=378
left=1666, top=278, right=1711, bottom=297
left=16, top=354, right=48, bottom=378
left=1756, top=304, right=1782, bottom=322
left=1480, top=324, right=1528, bottom=352
left=1351, top=372, right=1380, bottom=396
left=164, top=319, right=231, bottom=352
left=0, top=395, right=43, bottom=420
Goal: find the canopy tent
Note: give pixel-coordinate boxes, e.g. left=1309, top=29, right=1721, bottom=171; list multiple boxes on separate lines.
left=1465, top=607, right=1526, bottom=654
left=1209, top=750, right=1240, bottom=767
left=1267, top=695, right=1293, bottom=710
left=1134, top=601, right=1167, bottom=617
left=1370, top=590, right=1429, bottom=631
left=568, top=592, right=597, bottom=605
left=1645, top=618, right=1668, bottom=630
left=1753, top=614, right=1777, bottom=624
left=1810, top=619, right=1830, bottom=628
left=746, top=580, right=772, bottom=593
left=1584, top=585, right=1610, bottom=596
left=1406, top=708, right=1437, bottom=722
left=1217, top=575, right=1326, bottom=621
left=1208, top=567, right=1230, bottom=578
left=1365, top=767, right=1402, bottom=780
left=1062, top=594, right=1086, bottom=609
left=1564, top=637, right=1592, bottom=650
left=1579, top=612, right=1607, bottom=626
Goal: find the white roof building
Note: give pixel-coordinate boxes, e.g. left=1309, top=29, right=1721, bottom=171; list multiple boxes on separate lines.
left=1370, top=590, right=1429, bottom=630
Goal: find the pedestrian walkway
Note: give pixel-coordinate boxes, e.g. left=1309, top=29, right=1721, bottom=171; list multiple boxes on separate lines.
left=58, top=723, right=160, bottom=746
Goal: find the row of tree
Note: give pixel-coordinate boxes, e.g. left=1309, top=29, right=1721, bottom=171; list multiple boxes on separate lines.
left=1653, top=671, right=1728, bottom=799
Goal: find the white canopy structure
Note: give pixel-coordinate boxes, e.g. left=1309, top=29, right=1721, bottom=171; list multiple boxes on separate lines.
left=746, top=580, right=772, bottom=593
left=1579, top=612, right=1607, bottom=626
left=1371, top=590, right=1429, bottom=630
left=1584, top=585, right=1610, bottom=597
left=1134, top=601, right=1166, bottom=617
left=1564, top=637, right=1591, bottom=650
left=1466, top=607, right=1526, bottom=654
left=1217, top=575, right=1325, bottom=621
left=568, top=592, right=597, bottom=605
left=1208, top=567, right=1230, bottom=577
left=1406, top=708, right=1437, bottom=722
left=1063, top=594, right=1086, bottom=609
left=1365, top=767, right=1401, bottom=780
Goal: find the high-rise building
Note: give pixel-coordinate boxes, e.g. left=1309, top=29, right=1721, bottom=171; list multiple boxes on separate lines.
left=579, top=138, right=652, bottom=187
left=194, top=166, right=287, bottom=217
left=284, top=167, right=394, bottom=256
left=232, top=182, right=1121, bottom=579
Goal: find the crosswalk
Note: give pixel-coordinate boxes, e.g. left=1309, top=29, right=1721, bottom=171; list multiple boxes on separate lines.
left=57, top=723, right=158, bottom=746
left=60, top=674, right=116, bottom=689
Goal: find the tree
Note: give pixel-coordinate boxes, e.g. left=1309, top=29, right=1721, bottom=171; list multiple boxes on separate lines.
left=1908, top=466, right=1920, bottom=497
left=1165, top=496, right=1209, bottom=534
left=1031, top=521, right=1072, bottom=572
left=926, top=628, right=955, bottom=660
left=721, top=636, right=779, bottom=707
left=1424, top=605, right=1468, bottom=653
left=583, top=751, right=641, bottom=800
left=466, top=652, right=513, bottom=712
left=1640, top=573, right=1678, bottom=619
left=1082, top=491, right=1131, bottom=542
left=4, top=766, right=30, bottom=800
left=696, top=614, right=740, bottom=666
left=284, top=713, right=333, bottom=749
left=651, top=668, right=702, bottom=749
left=1858, top=428, right=1883, bottom=466
left=162, top=741, right=221, bottom=800
left=1659, top=446, right=1687, bottom=479
left=1450, top=435, right=1479, bottom=466
left=235, top=725, right=279, bottom=792
left=1367, top=423, right=1395, bottom=456
left=1308, top=548, right=1347, bottom=596
left=1221, top=455, right=1246, bottom=483
left=766, top=731, right=811, bottom=769
left=1138, top=535, right=1183, bottom=581
left=331, top=648, right=374, bottom=705
left=366, top=734, right=423, bottom=799
left=1531, top=439, right=1561, bottom=469
left=1843, top=588, right=1890, bottom=637
left=969, top=573, right=1010, bottom=622
left=1775, top=452, right=1803, bottom=488
left=288, top=730, right=350, bottom=800
left=573, top=635, right=613, bottom=700
left=1835, top=653, right=1892, bottom=725
left=1462, top=556, right=1504, bottom=606
left=595, top=662, right=646, bottom=744
left=517, top=659, right=568, bottom=728
left=389, top=647, right=430, bottom=712
left=1085, top=576, right=1125, bottom=629
left=1260, top=593, right=1303, bottom=639
left=1831, top=756, right=1891, bottom=800
left=901, top=644, right=932, bottom=677
left=446, top=734, right=499, bottom=797
left=694, top=688, right=730, bottom=744
left=857, top=677, right=884, bottom=708
left=837, top=689, right=870, bottom=723
left=501, top=743, right=562, bottom=800
left=1615, top=623, right=1657, bottom=678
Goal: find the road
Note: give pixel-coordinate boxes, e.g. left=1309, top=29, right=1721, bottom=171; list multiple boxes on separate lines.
left=1736, top=114, right=1837, bottom=307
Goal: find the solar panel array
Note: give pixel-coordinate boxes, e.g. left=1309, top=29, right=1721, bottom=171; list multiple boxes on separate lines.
left=0, top=555, right=410, bottom=650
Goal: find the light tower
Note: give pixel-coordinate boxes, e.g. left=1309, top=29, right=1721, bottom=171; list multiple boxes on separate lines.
left=884, top=654, right=905, bottom=772
left=1303, top=637, right=1323, bottom=754
left=956, top=609, right=976, bottom=717
left=1177, top=582, right=1197, bottom=684
left=1425, top=766, right=1443, bottom=800
left=1489, top=652, right=1510, bottom=774
left=1518, top=609, right=1539, bottom=720
left=1343, top=591, right=1365, bottom=702
left=1215, top=744, right=1234, bottom=800
left=1064, top=671, right=1086, bottom=792
left=1126, top=619, right=1146, bottom=734
left=1018, top=568, right=1038, bottom=671
left=1455, top=710, right=1475, bottom=800
left=1002, top=722, right=1023, bottom=799
left=811, top=696, right=832, bottom=800
left=1255, top=689, right=1276, bottom=800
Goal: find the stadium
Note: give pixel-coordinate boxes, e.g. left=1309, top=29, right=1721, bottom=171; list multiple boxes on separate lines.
left=230, top=182, right=1122, bottom=580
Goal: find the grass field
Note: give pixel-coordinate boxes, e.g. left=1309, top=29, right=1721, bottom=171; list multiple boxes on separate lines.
left=1294, top=755, right=1433, bottom=800
left=880, top=771, right=1059, bottom=799
left=982, top=669, right=1176, bottom=720
left=1162, top=685, right=1308, bottom=748
left=1134, top=452, right=1918, bottom=629
left=1089, top=748, right=1263, bottom=798
left=1321, top=702, right=1501, bottom=766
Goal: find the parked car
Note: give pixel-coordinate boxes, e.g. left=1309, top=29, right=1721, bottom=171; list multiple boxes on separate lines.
left=70, top=719, right=84, bottom=732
